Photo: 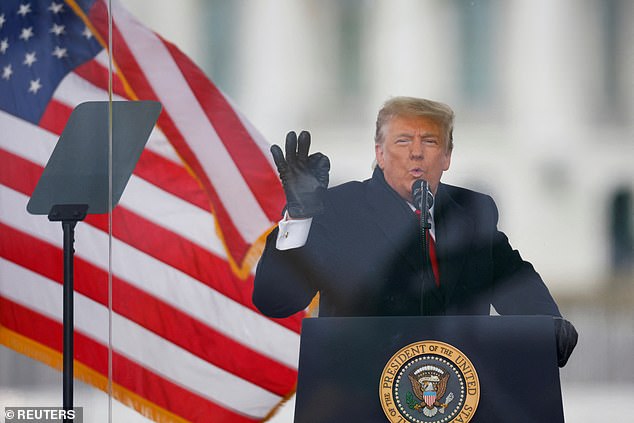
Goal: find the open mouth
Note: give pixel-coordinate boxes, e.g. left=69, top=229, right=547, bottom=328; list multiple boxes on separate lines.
left=409, top=168, right=425, bottom=178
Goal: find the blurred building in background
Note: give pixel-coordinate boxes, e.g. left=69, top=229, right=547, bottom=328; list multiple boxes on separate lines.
left=124, top=0, right=634, bottom=296
left=2, top=1, right=632, bottom=421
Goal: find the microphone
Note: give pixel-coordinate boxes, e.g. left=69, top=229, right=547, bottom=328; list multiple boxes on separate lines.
left=412, top=180, right=434, bottom=228
left=412, top=179, right=435, bottom=316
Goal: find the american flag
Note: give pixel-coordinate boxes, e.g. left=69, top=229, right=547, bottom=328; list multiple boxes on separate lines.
left=0, top=0, right=302, bottom=421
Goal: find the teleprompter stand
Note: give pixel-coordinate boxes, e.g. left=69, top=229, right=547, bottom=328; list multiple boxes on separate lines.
left=27, top=101, right=162, bottom=419
left=48, top=204, right=89, bottom=417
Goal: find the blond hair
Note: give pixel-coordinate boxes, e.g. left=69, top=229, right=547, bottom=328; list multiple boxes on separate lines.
left=375, top=96, right=454, bottom=151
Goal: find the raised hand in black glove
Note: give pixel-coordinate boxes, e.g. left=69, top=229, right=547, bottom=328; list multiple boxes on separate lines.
left=271, top=131, right=330, bottom=218
left=554, top=317, right=578, bottom=367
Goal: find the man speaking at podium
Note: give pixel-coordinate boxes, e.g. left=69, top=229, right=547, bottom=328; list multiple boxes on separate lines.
left=253, top=96, right=577, bottom=367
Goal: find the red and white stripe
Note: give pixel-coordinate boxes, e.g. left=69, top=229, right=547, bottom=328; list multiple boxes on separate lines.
left=0, top=0, right=301, bottom=421
left=87, top=0, right=286, bottom=271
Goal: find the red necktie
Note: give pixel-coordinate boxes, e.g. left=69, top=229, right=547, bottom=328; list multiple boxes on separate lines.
left=416, top=209, right=440, bottom=287
left=427, top=232, right=440, bottom=287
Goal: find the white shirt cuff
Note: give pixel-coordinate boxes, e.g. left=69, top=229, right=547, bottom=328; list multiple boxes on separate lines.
left=275, top=213, right=313, bottom=250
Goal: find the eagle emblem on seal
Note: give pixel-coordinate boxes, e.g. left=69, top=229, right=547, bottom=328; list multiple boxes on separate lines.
left=407, top=365, right=455, bottom=417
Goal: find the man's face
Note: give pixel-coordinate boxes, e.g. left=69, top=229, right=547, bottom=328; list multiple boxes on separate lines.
left=375, top=114, right=452, bottom=202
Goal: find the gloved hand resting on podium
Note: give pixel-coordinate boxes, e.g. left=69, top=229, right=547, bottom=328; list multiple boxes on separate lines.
left=554, top=317, right=578, bottom=367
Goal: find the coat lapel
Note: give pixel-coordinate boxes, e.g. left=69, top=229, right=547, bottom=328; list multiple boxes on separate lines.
left=364, top=169, right=445, bottom=307
left=364, top=168, right=420, bottom=274
left=434, top=184, right=475, bottom=303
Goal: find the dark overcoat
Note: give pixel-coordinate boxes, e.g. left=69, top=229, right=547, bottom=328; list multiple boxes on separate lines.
left=253, top=168, right=561, bottom=319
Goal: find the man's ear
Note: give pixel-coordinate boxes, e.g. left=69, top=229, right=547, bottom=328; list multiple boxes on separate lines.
left=442, top=148, right=452, bottom=171
left=375, top=143, right=385, bottom=169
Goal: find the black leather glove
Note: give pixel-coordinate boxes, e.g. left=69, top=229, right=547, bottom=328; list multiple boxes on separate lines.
left=554, top=317, right=578, bottom=367
left=271, top=131, right=330, bottom=218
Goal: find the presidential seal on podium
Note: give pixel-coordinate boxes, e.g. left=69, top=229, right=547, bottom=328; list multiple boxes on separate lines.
left=379, top=340, right=480, bottom=423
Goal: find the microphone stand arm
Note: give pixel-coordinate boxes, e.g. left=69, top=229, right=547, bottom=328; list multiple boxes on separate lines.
left=416, top=181, right=434, bottom=316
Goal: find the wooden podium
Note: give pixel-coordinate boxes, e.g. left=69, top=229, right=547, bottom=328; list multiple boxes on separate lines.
left=294, top=315, right=563, bottom=423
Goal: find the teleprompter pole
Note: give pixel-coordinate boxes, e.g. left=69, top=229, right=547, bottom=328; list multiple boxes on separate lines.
left=49, top=204, right=88, bottom=421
